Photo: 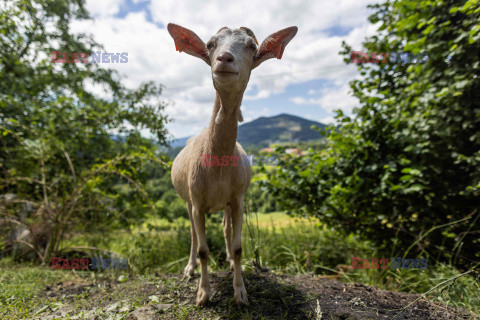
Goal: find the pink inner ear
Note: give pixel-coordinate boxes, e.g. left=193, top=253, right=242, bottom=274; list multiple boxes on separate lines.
left=275, top=44, right=285, bottom=59
left=258, top=27, right=297, bottom=61
left=167, top=24, right=207, bottom=59
left=174, top=37, right=189, bottom=53
left=258, top=38, right=285, bottom=60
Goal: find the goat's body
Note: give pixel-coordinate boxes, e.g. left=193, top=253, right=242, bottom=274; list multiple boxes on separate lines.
left=166, top=23, right=296, bottom=307
left=172, top=133, right=251, bottom=213
left=170, top=95, right=251, bottom=306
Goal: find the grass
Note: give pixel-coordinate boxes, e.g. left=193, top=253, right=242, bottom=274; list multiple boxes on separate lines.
left=1, top=212, right=479, bottom=318
left=0, top=258, right=81, bottom=319
left=248, top=211, right=314, bottom=229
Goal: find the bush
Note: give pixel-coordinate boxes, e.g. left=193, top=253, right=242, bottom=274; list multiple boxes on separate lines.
left=262, top=0, right=480, bottom=267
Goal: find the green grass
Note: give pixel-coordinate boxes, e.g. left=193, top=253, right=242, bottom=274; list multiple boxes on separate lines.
left=1, top=212, right=479, bottom=318
left=0, top=258, right=81, bottom=319
left=60, top=212, right=372, bottom=275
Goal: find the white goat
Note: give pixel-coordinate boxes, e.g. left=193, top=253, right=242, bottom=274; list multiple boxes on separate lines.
left=167, top=23, right=297, bottom=307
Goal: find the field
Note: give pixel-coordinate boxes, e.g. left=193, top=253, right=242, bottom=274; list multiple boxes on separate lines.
left=1, top=212, right=479, bottom=319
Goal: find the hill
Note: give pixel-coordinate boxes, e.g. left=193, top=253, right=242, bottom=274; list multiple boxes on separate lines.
left=168, top=113, right=326, bottom=149
left=237, top=113, right=326, bottom=147
left=169, top=136, right=190, bottom=148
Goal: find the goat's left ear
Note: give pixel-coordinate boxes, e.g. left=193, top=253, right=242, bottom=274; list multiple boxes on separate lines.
left=252, top=26, right=298, bottom=69
left=167, top=23, right=210, bottom=65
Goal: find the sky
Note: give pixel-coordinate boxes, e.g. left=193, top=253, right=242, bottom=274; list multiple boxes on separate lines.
left=71, top=0, right=380, bottom=139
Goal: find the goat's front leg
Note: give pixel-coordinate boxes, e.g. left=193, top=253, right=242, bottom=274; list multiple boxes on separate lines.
left=192, top=204, right=209, bottom=306
left=231, top=198, right=248, bottom=306
left=184, top=202, right=198, bottom=277
left=223, top=207, right=234, bottom=271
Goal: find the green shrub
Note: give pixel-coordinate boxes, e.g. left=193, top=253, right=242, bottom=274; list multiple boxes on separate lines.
left=262, top=0, right=480, bottom=267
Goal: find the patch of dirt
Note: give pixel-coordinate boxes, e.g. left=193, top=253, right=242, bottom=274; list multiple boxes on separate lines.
left=44, top=280, right=93, bottom=298
left=32, top=271, right=479, bottom=320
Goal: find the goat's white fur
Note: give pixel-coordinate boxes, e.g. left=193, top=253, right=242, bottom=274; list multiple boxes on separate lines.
left=167, top=23, right=297, bottom=307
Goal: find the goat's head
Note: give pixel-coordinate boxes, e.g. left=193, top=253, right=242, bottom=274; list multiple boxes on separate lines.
left=167, top=24, right=297, bottom=94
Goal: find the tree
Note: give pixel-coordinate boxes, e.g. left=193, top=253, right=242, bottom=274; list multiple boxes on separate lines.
left=263, top=0, right=480, bottom=267
left=0, top=0, right=169, bottom=261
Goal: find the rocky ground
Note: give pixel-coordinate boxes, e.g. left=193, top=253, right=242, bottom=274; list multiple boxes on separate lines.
left=32, top=270, right=479, bottom=320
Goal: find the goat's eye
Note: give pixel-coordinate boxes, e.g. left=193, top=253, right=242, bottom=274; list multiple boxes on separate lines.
left=248, top=43, right=256, bottom=50
left=207, top=41, right=215, bottom=50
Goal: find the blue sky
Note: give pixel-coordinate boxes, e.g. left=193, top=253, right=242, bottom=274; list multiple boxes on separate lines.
left=72, top=0, right=378, bottom=139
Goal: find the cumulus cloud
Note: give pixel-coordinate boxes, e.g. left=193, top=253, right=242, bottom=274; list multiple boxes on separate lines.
left=290, top=83, right=359, bottom=113
left=242, top=106, right=272, bottom=123
left=85, top=0, right=124, bottom=17
left=71, top=0, right=378, bottom=138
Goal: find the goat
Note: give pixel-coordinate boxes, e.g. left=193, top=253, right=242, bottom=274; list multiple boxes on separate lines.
left=167, top=23, right=297, bottom=307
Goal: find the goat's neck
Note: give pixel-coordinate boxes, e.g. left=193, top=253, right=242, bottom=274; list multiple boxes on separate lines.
left=206, top=91, right=242, bottom=156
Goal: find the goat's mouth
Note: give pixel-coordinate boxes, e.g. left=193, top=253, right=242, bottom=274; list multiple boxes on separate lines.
left=214, top=70, right=239, bottom=76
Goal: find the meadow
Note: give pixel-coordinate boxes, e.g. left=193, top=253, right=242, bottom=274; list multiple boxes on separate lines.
left=1, top=212, right=479, bottom=319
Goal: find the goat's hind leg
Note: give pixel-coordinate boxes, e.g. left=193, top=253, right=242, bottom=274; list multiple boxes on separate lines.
left=223, top=207, right=234, bottom=271
left=231, top=198, right=248, bottom=306
left=183, top=202, right=198, bottom=277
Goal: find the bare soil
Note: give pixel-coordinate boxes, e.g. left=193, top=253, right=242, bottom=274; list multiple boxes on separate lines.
left=33, top=270, right=479, bottom=320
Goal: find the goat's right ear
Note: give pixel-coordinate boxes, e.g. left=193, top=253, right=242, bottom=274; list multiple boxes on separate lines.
left=167, top=23, right=210, bottom=65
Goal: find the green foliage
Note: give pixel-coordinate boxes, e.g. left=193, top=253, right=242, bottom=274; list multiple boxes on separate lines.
left=0, top=0, right=170, bottom=261
left=262, top=0, right=480, bottom=266
left=2, top=214, right=479, bottom=317
left=247, top=176, right=281, bottom=214
left=48, top=214, right=480, bottom=315
left=78, top=213, right=371, bottom=275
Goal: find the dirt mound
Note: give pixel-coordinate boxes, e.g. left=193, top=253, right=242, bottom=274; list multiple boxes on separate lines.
left=33, top=271, right=479, bottom=320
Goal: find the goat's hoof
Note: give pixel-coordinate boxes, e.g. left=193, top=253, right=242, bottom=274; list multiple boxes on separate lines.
left=234, top=286, right=248, bottom=307
left=183, top=263, right=197, bottom=278
left=196, top=287, right=210, bottom=307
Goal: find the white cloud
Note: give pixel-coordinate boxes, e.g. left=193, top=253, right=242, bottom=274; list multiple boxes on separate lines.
left=290, top=97, right=312, bottom=105
left=70, top=0, right=378, bottom=138
left=85, top=0, right=124, bottom=17
left=242, top=106, right=272, bottom=123
left=244, top=89, right=271, bottom=101
left=320, top=116, right=337, bottom=125
left=290, top=83, right=358, bottom=113
left=318, top=83, right=358, bottom=113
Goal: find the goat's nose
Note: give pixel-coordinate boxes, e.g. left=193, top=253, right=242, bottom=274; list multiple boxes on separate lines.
left=217, top=52, right=234, bottom=63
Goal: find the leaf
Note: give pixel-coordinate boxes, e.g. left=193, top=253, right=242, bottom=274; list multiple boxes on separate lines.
left=118, top=275, right=128, bottom=282
left=423, top=24, right=435, bottom=35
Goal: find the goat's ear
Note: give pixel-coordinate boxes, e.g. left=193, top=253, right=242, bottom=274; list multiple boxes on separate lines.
left=252, top=26, right=297, bottom=69
left=167, top=23, right=210, bottom=65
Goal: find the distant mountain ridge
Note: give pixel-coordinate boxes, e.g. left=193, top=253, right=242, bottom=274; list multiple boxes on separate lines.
left=237, top=113, right=326, bottom=147
left=169, top=113, right=326, bottom=148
